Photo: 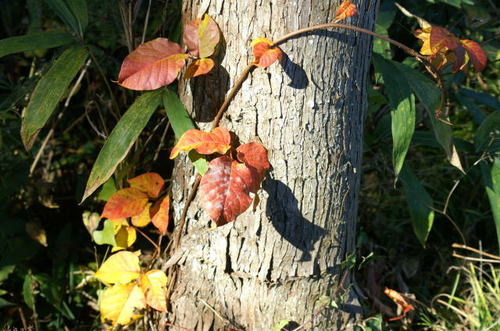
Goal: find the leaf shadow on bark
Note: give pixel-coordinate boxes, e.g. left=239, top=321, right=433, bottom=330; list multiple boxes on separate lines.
left=262, top=177, right=327, bottom=262
left=280, top=52, right=309, bottom=89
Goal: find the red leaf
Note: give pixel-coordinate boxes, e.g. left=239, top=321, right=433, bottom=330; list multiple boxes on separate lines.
left=236, top=142, right=270, bottom=190
left=150, top=195, right=170, bottom=234
left=184, top=58, right=216, bottom=78
left=182, top=15, right=220, bottom=58
left=335, top=1, right=358, bottom=21
left=102, top=188, right=149, bottom=219
left=127, top=173, right=164, bottom=199
left=429, top=26, right=460, bottom=53
left=199, top=156, right=267, bottom=226
left=461, top=39, right=488, bottom=72
left=117, top=38, right=189, bottom=91
left=169, top=127, right=232, bottom=159
left=251, top=38, right=282, bottom=68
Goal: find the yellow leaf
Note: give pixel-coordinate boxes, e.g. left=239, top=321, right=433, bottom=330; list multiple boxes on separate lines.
left=112, top=225, right=137, bottom=252
left=131, top=203, right=152, bottom=227
left=100, top=283, right=146, bottom=326
left=95, top=251, right=141, bottom=284
left=139, top=270, right=168, bottom=312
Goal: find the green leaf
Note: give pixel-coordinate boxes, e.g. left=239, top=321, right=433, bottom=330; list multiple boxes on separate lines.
left=82, top=91, right=162, bottom=201
left=480, top=159, right=500, bottom=252
left=396, top=61, right=464, bottom=172
left=162, top=89, right=208, bottom=175
left=272, top=320, right=291, bottom=331
left=0, top=297, right=15, bottom=308
left=0, top=265, right=15, bottom=284
left=97, top=177, right=117, bottom=201
left=400, top=165, right=435, bottom=247
left=373, top=2, right=395, bottom=58
left=0, top=31, right=74, bottom=58
left=475, top=110, right=500, bottom=153
left=66, top=0, right=88, bottom=34
left=23, top=273, right=36, bottom=311
left=92, top=220, right=117, bottom=246
left=21, top=45, right=88, bottom=150
left=373, top=55, right=416, bottom=179
left=45, top=0, right=82, bottom=36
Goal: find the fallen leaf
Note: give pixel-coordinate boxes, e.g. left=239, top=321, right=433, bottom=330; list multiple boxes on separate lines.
left=150, top=195, right=170, bottom=234
left=102, top=188, right=149, bottom=219
left=169, top=127, right=232, bottom=159
left=335, top=1, right=358, bottom=21
left=117, top=38, right=189, bottom=90
left=185, top=58, right=215, bottom=78
left=251, top=38, right=282, bottom=68
left=95, top=251, right=141, bottom=285
left=100, top=283, right=146, bottom=326
left=139, top=270, right=168, bottom=312
left=128, top=172, right=164, bottom=199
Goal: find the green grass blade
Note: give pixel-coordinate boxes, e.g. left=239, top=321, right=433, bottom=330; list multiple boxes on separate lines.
left=0, top=31, right=74, bottom=58
left=373, top=54, right=416, bottom=179
left=66, top=0, right=88, bottom=35
left=162, top=89, right=208, bottom=175
left=45, top=0, right=80, bottom=36
left=21, top=45, right=88, bottom=149
left=81, top=91, right=163, bottom=202
left=400, top=164, right=435, bottom=247
left=481, top=158, right=500, bottom=253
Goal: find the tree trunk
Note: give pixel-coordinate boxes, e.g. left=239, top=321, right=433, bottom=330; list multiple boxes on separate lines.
left=166, top=1, right=377, bottom=330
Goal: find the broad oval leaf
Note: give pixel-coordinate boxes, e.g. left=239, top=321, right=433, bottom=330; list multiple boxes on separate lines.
left=92, top=219, right=117, bottom=246
left=21, top=45, right=88, bottom=149
left=183, top=19, right=200, bottom=57
left=185, top=58, right=215, bottom=78
left=131, top=203, right=152, bottom=227
left=150, top=195, right=170, bottom=234
left=169, top=127, right=231, bottom=159
left=461, top=39, right=487, bottom=72
left=139, top=270, right=168, bottom=312
left=251, top=38, right=282, bottom=67
left=198, top=14, right=220, bottom=58
left=127, top=172, right=164, bottom=199
left=110, top=219, right=137, bottom=252
left=117, top=38, right=188, bottom=90
left=95, top=251, right=141, bottom=284
left=100, top=283, right=146, bottom=326
left=102, top=188, right=149, bottom=219
left=82, top=90, right=162, bottom=202
left=0, top=31, right=75, bottom=58
left=236, top=142, right=271, bottom=190
left=199, top=156, right=267, bottom=226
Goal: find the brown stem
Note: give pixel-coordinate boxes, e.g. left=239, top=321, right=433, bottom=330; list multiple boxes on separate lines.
left=173, top=176, right=201, bottom=248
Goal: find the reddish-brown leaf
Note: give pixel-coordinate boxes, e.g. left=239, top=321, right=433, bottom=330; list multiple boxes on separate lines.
left=335, top=1, right=358, bottom=21
left=117, top=38, right=189, bottom=91
left=102, top=188, right=149, bottom=219
left=182, top=15, right=220, bottom=58
left=384, top=287, right=415, bottom=321
left=199, top=156, right=266, bottom=225
left=251, top=38, right=282, bottom=68
left=183, top=19, right=201, bottom=57
left=429, top=26, right=460, bottom=53
left=461, top=39, right=488, bottom=72
left=128, top=172, right=164, bottom=199
left=184, top=58, right=216, bottom=78
left=169, top=127, right=232, bottom=159
left=236, top=142, right=270, bottom=191
left=150, top=195, right=170, bottom=234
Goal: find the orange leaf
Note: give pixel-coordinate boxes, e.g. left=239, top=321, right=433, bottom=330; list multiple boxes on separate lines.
left=199, top=156, right=268, bottom=225
left=429, top=26, right=460, bottom=53
left=251, top=38, right=282, bottom=68
left=117, top=38, right=189, bottom=90
left=185, top=58, right=216, bottom=78
left=150, top=195, right=170, bottom=234
left=131, top=203, right=152, bottom=227
left=102, top=188, right=149, bottom=219
left=384, top=287, right=415, bottom=320
left=461, top=39, right=487, bottom=72
left=169, top=127, right=232, bottom=159
left=335, top=1, right=358, bottom=21
left=236, top=142, right=271, bottom=191
left=183, top=15, right=220, bottom=58
left=128, top=172, right=164, bottom=199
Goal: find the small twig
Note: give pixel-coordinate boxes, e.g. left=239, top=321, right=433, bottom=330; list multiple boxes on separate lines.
left=141, top=0, right=152, bottom=45
left=452, top=243, right=500, bottom=261
left=135, top=227, right=160, bottom=254
left=154, top=119, right=170, bottom=161
left=452, top=253, right=500, bottom=264
left=173, top=176, right=201, bottom=248
left=430, top=207, right=466, bottom=245
left=199, top=298, right=228, bottom=323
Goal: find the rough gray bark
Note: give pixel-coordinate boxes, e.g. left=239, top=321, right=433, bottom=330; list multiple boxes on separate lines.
left=166, top=1, right=377, bottom=330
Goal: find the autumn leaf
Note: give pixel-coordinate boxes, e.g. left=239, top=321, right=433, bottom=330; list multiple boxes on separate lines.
left=384, top=287, right=415, bottom=321
left=100, top=283, right=146, bottom=326
left=131, top=203, right=152, bottom=227
left=25, top=221, right=48, bottom=247
left=139, top=270, right=168, bottom=312
left=185, top=58, right=215, bottom=78
left=169, top=127, right=232, bottom=159
left=150, top=195, right=170, bottom=234
left=236, top=142, right=271, bottom=191
left=335, top=1, right=358, bottom=21
left=461, top=39, right=488, bottom=72
left=109, top=219, right=137, bottom=251
left=117, top=38, right=189, bottom=91
left=128, top=172, right=164, bottom=199
left=102, top=188, right=149, bottom=219
left=183, top=15, right=220, bottom=58
left=251, top=37, right=282, bottom=68
left=199, top=153, right=269, bottom=226
left=95, top=251, right=141, bottom=284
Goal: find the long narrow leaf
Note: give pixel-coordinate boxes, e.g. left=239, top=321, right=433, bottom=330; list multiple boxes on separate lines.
left=66, top=0, right=88, bottom=34
left=45, top=0, right=80, bottom=36
left=21, top=45, right=88, bottom=149
left=82, top=91, right=163, bottom=202
left=162, top=89, right=208, bottom=174
left=400, top=164, right=435, bottom=247
left=0, top=31, right=74, bottom=58
left=373, top=54, right=416, bottom=179
left=481, top=159, right=500, bottom=252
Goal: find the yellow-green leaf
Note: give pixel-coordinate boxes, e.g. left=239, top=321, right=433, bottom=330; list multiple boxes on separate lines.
left=95, top=251, right=141, bottom=284
left=99, top=283, right=146, bottom=326
left=139, top=270, right=168, bottom=312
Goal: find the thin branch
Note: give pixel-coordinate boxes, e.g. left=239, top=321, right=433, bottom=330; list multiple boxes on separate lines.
left=452, top=243, right=500, bottom=261
left=173, top=176, right=201, bottom=248
left=452, top=253, right=500, bottom=264
left=141, top=0, right=152, bottom=45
